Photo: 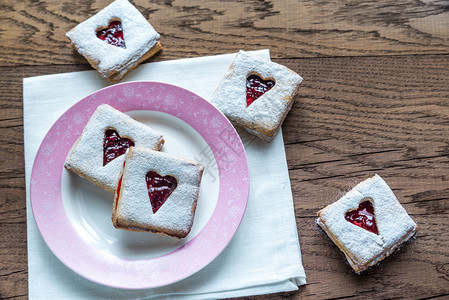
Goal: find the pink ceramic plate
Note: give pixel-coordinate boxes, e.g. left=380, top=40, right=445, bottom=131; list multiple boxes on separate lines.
left=30, top=81, right=249, bottom=289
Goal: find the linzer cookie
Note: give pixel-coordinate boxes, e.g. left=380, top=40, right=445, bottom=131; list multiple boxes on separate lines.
left=210, top=50, right=303, bottom=142
left=64, top=104, right=164, bottom=193
left=316, top=174, right=417, bottom=273
left=112, top=147, right=204, bottom=239
left=66, top=0, right=162, bottom=82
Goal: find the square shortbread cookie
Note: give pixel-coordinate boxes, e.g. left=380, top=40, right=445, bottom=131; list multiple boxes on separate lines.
left=64, top=104, right=164, bottom=193
left=66, top=0, right=162, bottom=82
left=316, top=174, right=417, bottom=273
left=112, top=147, right=204, bottom=239
left=210, top=50, right=303, bottom=142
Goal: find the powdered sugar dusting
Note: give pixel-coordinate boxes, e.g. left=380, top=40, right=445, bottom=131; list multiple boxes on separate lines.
left=64, top=104, right=164, bottom=192
left=317, top=174, right=417, bottom=272
left=66, top=0, right=160, bottom=79
left=210, top=50, right=303, bottom=141
left=115, top=147, right=204, bottom=238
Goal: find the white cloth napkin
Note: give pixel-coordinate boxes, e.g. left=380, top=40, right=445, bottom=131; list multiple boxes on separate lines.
left=23, top=50, right=306, bottom=299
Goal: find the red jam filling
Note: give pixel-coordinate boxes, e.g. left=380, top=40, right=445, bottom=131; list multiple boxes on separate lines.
left=146, top=171, right=177, bottom=214
left=115, top=161, right=126, bottom=208
left=96, top=20, right=126, bottom=48
left=103, top=129, right=134, bottom=166
left=345, top=200, right=378, bottom=234
left=246, top=74, right=275, bottom=106
left=115, top=175, right=123, bottom=208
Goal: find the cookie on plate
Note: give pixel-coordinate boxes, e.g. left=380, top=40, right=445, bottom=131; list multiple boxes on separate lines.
left=112, top=147, right=204, bottom=239
left=316, top=174, right=417, bottom=273
left=210, top=50, right=303, bottom=142
left=64, top=104, right=164, bottom=193
left=66, top=0, right=162, bottom=82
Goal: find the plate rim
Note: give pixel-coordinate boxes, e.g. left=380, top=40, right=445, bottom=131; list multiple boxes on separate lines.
left=30, top=81, right=250, bottom=289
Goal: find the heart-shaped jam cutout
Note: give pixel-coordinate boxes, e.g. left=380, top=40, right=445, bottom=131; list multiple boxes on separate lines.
left=345, top=200, right=378, bottom=234
left=146, top=171, right=177, bottom=214
left=246, top=74, right=275, bottom=106
left=96, top=20, right=126, bottom=48
left=103, top=129, right=134, bottom=166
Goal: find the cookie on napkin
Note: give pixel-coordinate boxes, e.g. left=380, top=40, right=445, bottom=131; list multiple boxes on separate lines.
left=210, top=50, right=303, bottom=142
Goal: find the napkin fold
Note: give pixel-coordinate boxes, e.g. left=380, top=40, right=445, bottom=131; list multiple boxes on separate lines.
left=23, top=50, right=306, bottom=299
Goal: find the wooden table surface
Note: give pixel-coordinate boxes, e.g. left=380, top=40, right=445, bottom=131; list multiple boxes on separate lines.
left=1, top=0, right=448, bottom=299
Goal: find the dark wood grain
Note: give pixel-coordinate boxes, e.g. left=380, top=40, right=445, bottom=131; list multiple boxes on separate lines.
left=0, top=66, right=27, bottom=299
left=282, top=55, right=449, bottom=299
left=1, top=54, right=449, bottom=299
left=1, top=0, right=449, bottom=67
